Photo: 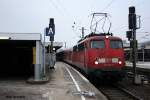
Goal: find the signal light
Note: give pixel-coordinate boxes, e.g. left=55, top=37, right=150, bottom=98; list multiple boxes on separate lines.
left=129, top=6, right=135, bottom=14
left=129, top=14, right=136, bottom=29
left=50, top=18, right=54, bottom=25
left=128, top=6, right=137, bottom=29
left=126, top=31, right=133, bottom=40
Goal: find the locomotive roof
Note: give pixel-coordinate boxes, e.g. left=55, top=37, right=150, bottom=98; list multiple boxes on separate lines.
left=61, top=33, right=122, bottom=53
left=78, top=33, right=122, bottom=44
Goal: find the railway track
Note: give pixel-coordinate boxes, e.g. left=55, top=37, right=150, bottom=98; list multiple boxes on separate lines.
left=125, top=66, right=150, bottom=79
left=119, top=72, right=150, bottom=100
left=98, top=85, right=142, bottom=100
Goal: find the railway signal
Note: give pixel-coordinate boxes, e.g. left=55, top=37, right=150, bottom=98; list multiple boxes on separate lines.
left=127, top=6, right=141, bottom=84
left=128, top=7, right=137, bottom=29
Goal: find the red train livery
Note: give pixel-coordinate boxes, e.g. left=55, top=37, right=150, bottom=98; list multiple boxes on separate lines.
left=58, top=33, right=126, bottom=81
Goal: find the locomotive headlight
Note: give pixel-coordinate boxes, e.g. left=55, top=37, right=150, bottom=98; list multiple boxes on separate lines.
left=118, top=61, right=122, bottom=64
left=106, top=36, right=109, bottom=39
left=95, top=61, right=99, bottom=65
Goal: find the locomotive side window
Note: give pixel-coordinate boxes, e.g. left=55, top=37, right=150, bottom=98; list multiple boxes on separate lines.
left=110, top=40, right=123, bottom=49
left=91, top=40, right=105, bottom=48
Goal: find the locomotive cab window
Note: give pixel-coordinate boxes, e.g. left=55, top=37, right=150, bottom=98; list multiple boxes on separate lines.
left=110, top=40, right=123, bottom=49
left=91, top=40, right=105, bottom=49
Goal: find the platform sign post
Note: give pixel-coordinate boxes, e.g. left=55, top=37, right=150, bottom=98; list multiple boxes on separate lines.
left=46, top=18, right=55, bottom=53
left=127, top=6, right=141, bottom=84
left=45, top=18, right=55, bottom=69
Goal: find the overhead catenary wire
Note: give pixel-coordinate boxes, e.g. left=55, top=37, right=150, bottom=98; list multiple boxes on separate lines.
left=48, top=0, right=65, bottom=16
left=112, top=16, right=150, bottom=32
left=54, top=0, right=75, bottom=22
left=48, top=0, right=75, bottom=22
left=129, top=0, right=145, bottom=7
left=111, top=25, right=128, bottom=32
left=100, top=0, right=116, bottom=12
left=49, top=0, right=81, bottom=45
left=111, top=0, right=149, bottom=33
left=51, top=0, right=85, bottom=39
left=141, top=16, right=150, bottom=22
left=80, top=0, right=96, bottom=26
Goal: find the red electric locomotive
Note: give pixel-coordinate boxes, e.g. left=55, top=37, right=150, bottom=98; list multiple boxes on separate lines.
left=63, top=33, right=126, bottom=82
left=60, top=13, right=126, bottom=82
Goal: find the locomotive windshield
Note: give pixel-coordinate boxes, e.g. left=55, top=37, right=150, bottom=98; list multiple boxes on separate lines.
left=91, top=40, right=105, bottom=48
left=110, top=40, right=123, bottom=49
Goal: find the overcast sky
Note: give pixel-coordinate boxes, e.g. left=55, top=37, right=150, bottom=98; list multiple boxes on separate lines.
left=0, top=0, right=149, bottom=47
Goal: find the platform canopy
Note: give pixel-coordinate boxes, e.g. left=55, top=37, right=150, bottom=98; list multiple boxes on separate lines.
left=45, top=42, right=63, bottom=51
left=0, top=33, right=41, bottom=40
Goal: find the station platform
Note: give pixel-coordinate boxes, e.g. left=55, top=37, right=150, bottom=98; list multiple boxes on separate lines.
left=0, top=62, right=107, bottom=100
left=126, top=61, right=150, bottom=69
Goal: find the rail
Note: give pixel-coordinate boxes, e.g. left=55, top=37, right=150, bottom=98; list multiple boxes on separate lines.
left=98, top=85, right=142, bottom=100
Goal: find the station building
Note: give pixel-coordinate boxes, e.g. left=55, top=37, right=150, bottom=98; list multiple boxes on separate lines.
left=123, top=40, right=150, bottom=62
left=0, top=33, right=62, bottom=82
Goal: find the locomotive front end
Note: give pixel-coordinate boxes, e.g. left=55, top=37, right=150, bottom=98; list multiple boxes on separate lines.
left=87, top=36, right=126, bottom=81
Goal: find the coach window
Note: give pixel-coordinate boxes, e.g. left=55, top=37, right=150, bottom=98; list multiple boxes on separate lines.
left=110, top=40, right=123, bottom=49
left=91, top=40, right=105, bottom=48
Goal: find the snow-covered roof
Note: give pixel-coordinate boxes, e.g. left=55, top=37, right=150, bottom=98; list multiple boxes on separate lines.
left=0, top=33, right=41, bottom=40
